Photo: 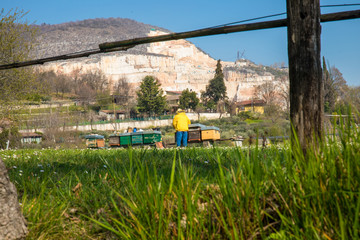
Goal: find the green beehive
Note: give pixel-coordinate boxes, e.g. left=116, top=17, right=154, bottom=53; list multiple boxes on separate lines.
left=143, top=131, right=162, bottom=144
left=119, top=133, right=132, bottom=146
left=131, top=132, right=143, bottom=145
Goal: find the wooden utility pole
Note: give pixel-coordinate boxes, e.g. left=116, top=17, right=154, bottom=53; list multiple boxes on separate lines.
left=287, top=0, right=323, bottom=153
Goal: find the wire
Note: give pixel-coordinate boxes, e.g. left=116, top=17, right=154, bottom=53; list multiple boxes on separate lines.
left=210, top=12, right=286, bottom=29
left=321, top=3, right=360, bottom=8
left=210, top=3, right=360, bottom=29
left=209, top=3, right=360, bottom=28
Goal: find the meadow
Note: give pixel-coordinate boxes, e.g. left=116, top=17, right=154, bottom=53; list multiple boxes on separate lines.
left=2, top=121, right=359, bottom=239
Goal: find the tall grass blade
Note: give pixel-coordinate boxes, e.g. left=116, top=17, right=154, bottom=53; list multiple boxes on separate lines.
left=168, top=150, right=176, bottom=194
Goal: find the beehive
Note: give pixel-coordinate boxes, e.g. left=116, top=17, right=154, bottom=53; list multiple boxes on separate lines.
left=143, top=131, right=162, bottom=144
left=188, top=130, right=201, bottom=142
left=96, top=139, right=105, bottom=148
left=201, top=126, right=220, bottom=141
left=188, top=124, right=205, bottom=142
left=85, top=139, right=97, bottom=148
left=85, top=134, right=105, bottom=148
left=109, top=134, right=120, bottom=147
left=131, top=132, right=143, bottom=145
left=119, top=133, right=132, bottom=146
left=187, top=124, right=204, bottom=142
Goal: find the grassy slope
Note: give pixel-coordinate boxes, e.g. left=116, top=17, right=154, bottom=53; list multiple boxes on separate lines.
left=2, top=120, right=359, bottom=239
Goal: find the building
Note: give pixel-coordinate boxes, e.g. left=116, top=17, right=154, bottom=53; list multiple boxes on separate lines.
left=99, top=110, right=126, bottom=121
left=21, top=132, right=43, bottom=144
left=235, top=99, right=266, bottom=114
left=165, top=90, right=182, bottom=113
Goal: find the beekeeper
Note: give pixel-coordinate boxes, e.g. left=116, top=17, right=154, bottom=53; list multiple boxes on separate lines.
left=172, top=108, right=191, bottom=147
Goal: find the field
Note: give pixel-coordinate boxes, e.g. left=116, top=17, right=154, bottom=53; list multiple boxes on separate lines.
left=2, top=123, right=360, bottom=239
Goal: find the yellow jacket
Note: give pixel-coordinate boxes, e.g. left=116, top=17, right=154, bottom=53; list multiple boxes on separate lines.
left=173, top=112, right=191, bottom=131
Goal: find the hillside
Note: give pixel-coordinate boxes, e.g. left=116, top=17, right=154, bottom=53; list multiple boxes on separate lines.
left=34, top=18, right=288, bottom=102
left=35, top=18, right=170, bottom=58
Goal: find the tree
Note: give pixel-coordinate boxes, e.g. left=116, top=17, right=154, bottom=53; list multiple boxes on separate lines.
left=179, top=89, right=199, bottom=111
left=0, top=8, right=38, bottom=115
left=0, top=8, right=34, bottom=239
left=52, top=74, right=72, bottom=98
left=113, top=77, right=133, bottom=114
left=323, top=57, right=348, bottom=113
left=73, top=70, right=110, bottom=104
left=216, top=99, right=230, bottom=118
left=136, top=76, right=167, bottom=116
left=263, top=103, right=284, bottom=124
left=202, top=60, right=227, bottom=110
left=79, top=70, right=108, bottom=94
left=278, top=75, right=290, bottom=114
left=33, top=70, right=53, bottom=97
left=345, top=86, right=360, bottom=112
left=287, top=0, right=323, bottom=154
left=254, top=81, right=277, bottom=105
left=323, top=57, right=336, bottom=113
left=254, top=76, right=290, bottom=116
left=329, top=66, right=348, bottom=101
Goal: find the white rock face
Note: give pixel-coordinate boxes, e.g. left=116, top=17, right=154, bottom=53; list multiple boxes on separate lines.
left=39, top=30, right=286, bottom=101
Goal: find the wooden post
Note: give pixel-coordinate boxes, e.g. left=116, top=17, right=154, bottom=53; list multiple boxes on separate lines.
left=287, top=0, right=323, bottom=154
left=0, top=158, right=28, bottom=239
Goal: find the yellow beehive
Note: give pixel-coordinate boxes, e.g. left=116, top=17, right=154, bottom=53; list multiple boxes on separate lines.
left=201, top=128, right=220, bottom=141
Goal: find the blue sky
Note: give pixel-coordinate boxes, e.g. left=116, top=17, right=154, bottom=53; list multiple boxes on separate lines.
left=2, top=0, right=360, bottom=86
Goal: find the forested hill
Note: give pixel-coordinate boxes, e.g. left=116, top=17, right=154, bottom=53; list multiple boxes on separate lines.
left=34, top=18, right=170, bottom=58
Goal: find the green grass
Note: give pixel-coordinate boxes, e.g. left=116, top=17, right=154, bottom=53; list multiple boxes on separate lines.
left=1, top=120, right=359, bottom=239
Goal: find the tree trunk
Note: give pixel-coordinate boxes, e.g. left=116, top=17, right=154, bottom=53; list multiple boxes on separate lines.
left=287, top=0, right=324, bottom=154
left=0, top=158, right=28, bottom=239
